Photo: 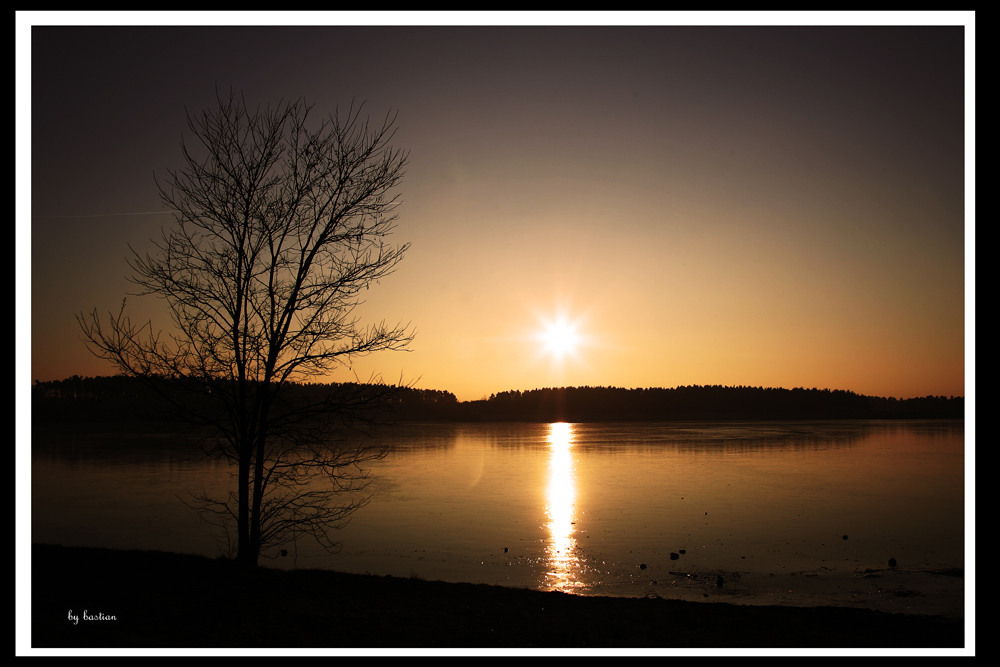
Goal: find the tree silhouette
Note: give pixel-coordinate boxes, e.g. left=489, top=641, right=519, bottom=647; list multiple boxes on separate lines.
left=77, top=90, right=414, bottom=566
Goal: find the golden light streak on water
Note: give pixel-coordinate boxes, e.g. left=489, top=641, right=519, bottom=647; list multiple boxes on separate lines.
left=543, top=422, right=582, bottom=592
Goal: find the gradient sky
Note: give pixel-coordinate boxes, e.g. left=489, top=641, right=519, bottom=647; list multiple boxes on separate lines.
left=20, top=14, right=973, bottom=402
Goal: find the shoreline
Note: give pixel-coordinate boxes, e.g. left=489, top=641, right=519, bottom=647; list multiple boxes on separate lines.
left=29, top=543, right=964, bottom=651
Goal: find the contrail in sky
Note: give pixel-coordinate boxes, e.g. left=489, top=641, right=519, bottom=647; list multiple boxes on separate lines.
left=32, top=211, right=176, bottom=219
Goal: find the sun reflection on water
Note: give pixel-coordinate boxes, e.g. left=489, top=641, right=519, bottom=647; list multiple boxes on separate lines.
left=543, top=422, right=582, bottom=592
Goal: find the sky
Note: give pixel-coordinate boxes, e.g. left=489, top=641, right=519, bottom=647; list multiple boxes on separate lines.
left=19, top=12, right=973, bottom=403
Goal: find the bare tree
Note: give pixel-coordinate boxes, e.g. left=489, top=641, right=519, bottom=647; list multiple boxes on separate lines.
left=78, top=90, right=414, bottom=566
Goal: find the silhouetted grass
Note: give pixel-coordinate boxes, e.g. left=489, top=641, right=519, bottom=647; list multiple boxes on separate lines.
left=31, top=543, right=963, bottom=650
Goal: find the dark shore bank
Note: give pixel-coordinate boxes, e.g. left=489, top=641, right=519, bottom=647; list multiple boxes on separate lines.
left=30, top=543, right=963, bottom=651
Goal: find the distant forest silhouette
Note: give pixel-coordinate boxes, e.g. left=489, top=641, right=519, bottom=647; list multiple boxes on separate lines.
left=32, top=375, right=964, bottom=424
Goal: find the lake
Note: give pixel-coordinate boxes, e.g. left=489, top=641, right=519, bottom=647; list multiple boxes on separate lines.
left=31, top=419, right=966, bottom=618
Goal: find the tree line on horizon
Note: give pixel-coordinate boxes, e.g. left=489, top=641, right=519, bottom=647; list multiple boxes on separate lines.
left=32, top=375, right=964, bottom=424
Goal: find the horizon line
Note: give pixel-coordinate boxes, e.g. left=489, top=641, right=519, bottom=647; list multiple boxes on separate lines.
left=31, top=374, right=965, bottom=403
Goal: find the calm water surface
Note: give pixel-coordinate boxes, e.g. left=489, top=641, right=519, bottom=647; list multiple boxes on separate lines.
left=32, top=420, right=966, bottom=618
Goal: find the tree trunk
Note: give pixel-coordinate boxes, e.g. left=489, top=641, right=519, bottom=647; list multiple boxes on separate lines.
left=236, top=451, right=257, bottom=566
left=249, top=431, right=265, bottom=565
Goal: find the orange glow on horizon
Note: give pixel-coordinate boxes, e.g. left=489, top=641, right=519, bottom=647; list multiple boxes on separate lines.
left=25, top=27, right=968, bottom=409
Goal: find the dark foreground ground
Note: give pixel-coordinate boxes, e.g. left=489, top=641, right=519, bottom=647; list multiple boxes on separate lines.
left=30, top=543, right=964, bottom=651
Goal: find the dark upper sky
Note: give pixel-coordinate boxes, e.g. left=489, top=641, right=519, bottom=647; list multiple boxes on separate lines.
left=21, top=15, right=971, bottom=401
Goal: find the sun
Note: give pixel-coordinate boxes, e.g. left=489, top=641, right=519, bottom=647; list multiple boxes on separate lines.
left=540, top=318, right=581, bottom=358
